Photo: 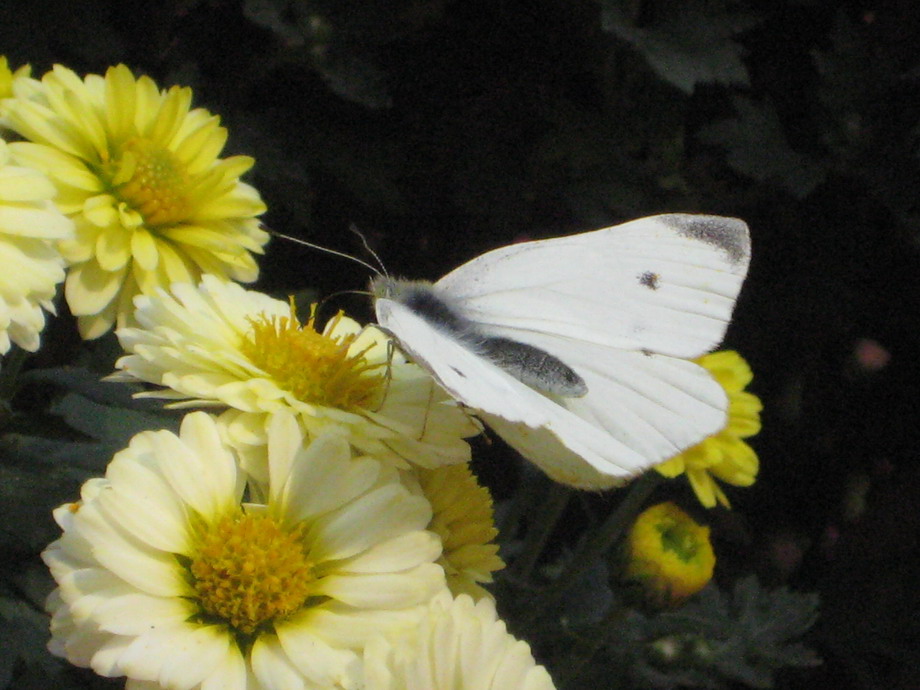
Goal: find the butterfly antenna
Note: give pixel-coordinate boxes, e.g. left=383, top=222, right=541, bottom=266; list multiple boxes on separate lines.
left=312, top=288, right=373, bottom=324
left=262, top=224, right=382, bottom=277
left=349, top=224, right=389, bottom=279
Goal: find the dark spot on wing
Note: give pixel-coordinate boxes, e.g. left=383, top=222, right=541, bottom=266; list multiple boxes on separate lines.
left=639, top=271, right=660, bottom=290
left=658, top=214, right=750, bottom=266
left=641, top=348, right=653, bottom=357
left=451, top=366, right=467, bottom=378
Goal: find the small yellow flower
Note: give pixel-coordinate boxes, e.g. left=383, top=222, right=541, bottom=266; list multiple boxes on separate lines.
left=622, top=502, right=715, bottom=608
left=0, top=138, right=73, bottom=355
left=1, top=63, right=267, bottom=339
left=113, top=277, right=478, bottom=480
left=656, top=350, right=761, bottom=508
left=415, top=464, right=505, bottom=599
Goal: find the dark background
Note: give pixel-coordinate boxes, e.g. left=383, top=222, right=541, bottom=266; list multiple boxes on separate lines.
left=2, top=0, right=919, bottom=687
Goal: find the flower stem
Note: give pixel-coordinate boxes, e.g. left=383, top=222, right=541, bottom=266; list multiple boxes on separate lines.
left=530, top=471, right=662, bottom=621
left=0, top=345, right=29, bottom=402
left=512, top=480, right=572, bottom=582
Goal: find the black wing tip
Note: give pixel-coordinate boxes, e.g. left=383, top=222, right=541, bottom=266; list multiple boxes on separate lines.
left=656, top=213, right=751, bottom=267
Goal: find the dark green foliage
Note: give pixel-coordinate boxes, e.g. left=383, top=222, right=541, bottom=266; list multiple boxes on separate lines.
left=630, top=577, right=821, bottom=688
left=602, top=0, right=757, bottom=94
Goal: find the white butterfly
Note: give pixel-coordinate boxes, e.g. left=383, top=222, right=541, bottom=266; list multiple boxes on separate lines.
left=371, top=214, right=750, bottom=489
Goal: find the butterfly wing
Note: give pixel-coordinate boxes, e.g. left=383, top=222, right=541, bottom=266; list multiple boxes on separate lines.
left=374, top=299, right=654, bottom=474
left=481, top=341, right=729, bottom=487
left=434, top=214, right=750, bottom=359
left=377, top=298, right=725, bottom=487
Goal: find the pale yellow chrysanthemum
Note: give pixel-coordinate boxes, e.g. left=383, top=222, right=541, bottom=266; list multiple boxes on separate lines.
left=0, top=138, right=73, bottom=354
left=43, top=411, right=448, bottom=689
left=0, top=56, right=31, bottom=104
left=414, top=464, right=505, bottom=600
left=655, top=350, right=761, bottom=508
left=0, top=63, right=267, bottom=339
left=363, top=591, right=556, bottom=690
left=621, top=502, right=715, bottom=609
left=112, top=276, right=478, bottom=482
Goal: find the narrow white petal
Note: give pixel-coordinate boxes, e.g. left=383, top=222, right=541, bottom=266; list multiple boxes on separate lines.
left=339, top=531, right=442, bottom=574
left=281, top=442, right=378, bottom=525
left=315, top=563, right=445, bottom=609
left=157, top=624, right=236, bottom=690
left=92, top=593, right=195, bottom=636
left=308, top=485, right=431, bottom=562
left=96, top=461, right=191, bottom=554
left=274, top=623, right=362, bottom=687
left=265, top=411, right=305, bottom=504
left=74, top=503, right=190, bottom=597
left=250, top=635, right=307, bottom=690
left=151, top=421, right=237, bottom=520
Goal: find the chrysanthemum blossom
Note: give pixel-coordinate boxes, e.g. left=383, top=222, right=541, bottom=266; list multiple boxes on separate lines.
left=0, top=63, right=267, bottom=339
left=655, top=350, right=762, bottom=508
left=621, top=501, right=715, bottom=608
left=0, top=138, right=73, bottom=355
left=43, top=411, right=448, bottom=689
left=363, top=591, right=556, bottom=690
left=112, top=276, right=478, bottom=481
left=415, top=464, right=505, bottom=599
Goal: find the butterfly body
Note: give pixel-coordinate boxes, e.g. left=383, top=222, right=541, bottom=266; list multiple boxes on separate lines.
left=372, top=278, right=588, bottom=397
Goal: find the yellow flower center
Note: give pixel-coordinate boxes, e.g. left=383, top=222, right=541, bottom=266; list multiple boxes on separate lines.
left=241, top=307, right=385, bottom=410
left=656, top=517, right=703, bottom=563
left=107, top=137, right=191, bottom=227
left=190, top=512, right=314, bottom=635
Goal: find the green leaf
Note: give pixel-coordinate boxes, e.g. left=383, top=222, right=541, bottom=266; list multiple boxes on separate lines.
left=49, top=392, right=179, bottom=445
left=596, top=577, right=820, bottom=689
left=0, top=434, right=108, bottom=552
left=314, top=52, right=393, bottom=109
left=697, top=96, right=826, bottom=198
left=243, top=0, right=308, bottom=47
left=601, top=1, right=757, bottom=94
left=23, top=367, right=148, bottom=409
left=0, top=595, right=56, bottom=686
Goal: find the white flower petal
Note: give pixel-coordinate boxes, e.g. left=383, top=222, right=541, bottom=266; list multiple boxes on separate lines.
left=100, top=451, right=192, bottom=553
left=149, top=415, right=240, bottom=520
left=280, top=439, right=379, bottom=525
left=309, top=484, right=431, bottom=562
left=341, top=530, right=443, bottom=574
left=92, top=592, right=195, bottom=636
left=157, top=624, right=236, bottom=690
left=65, top=260, right=126, bottom=316
left=316, top=563, right=446, bottom=609
left=73, top=503, right=190, bottom=597
left=250, top=635, right=308, bottom=690
left=273, top=624, right=362, bottom=687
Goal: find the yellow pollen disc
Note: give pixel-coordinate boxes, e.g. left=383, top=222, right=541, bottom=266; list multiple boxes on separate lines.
left=241, top=306, right=385, bottom=410
left=107, top=137, right=191, bottom=227
left=190, top=512, right=314, bottom=635
left=657, top=518, right=703, bottom=563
